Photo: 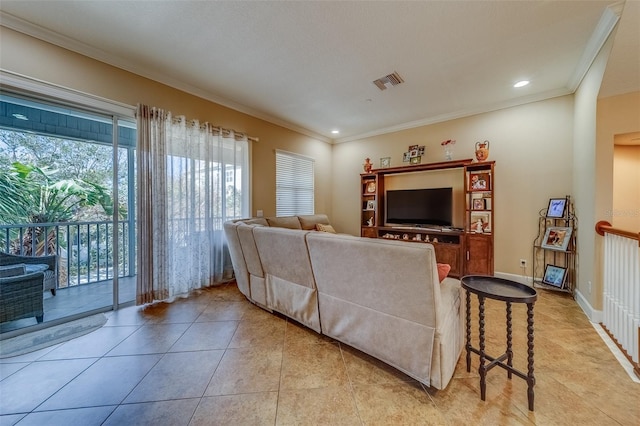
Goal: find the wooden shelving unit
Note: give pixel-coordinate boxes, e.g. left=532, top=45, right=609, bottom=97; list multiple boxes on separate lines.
left=359, top=158, right=495, bottom=278
left=464, top=161, right=495, bottom=275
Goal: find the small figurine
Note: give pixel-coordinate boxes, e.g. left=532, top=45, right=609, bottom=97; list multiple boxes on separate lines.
left=367, top=217, right=374, bottom=227
left=363, top=158, right=373, bottom=173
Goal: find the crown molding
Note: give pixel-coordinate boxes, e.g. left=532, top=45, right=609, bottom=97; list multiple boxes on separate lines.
left=566, top=2, right=623, bottom=92
left=0, top=12, right=331, bottom=144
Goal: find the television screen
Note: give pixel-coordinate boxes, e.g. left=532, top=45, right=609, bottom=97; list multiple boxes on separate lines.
left=386, top=187, right=453, bottom=227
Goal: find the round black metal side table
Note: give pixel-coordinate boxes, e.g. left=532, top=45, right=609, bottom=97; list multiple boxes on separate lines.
left=461, top=275, right=538, bottom=411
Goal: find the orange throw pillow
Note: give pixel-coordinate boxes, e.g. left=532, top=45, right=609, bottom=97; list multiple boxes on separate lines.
left=437, top=263, right=451, bottom=283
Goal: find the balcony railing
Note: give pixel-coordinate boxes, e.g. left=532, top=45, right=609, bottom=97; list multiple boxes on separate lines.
left=0, top=220, right=134, bottom=289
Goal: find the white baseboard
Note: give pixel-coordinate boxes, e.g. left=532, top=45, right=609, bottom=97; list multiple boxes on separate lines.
left=575, top=288, right=603, bottom=323
left=493, top=272, right=603, bottom=323
left=493, top=271, right=533, bottom=286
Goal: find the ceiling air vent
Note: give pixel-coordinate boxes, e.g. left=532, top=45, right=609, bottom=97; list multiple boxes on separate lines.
left=373, top=71, right=404, bottom=90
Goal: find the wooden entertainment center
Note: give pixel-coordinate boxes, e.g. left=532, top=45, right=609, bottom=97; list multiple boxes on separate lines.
left=360, top=159, right=495, bottom=277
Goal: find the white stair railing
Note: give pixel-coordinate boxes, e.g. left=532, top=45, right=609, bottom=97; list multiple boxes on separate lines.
left=596, top=221, right=640, bottom=374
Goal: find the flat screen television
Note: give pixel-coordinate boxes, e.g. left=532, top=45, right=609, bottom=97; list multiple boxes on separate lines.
left=386, top=187, right=453, bottom=227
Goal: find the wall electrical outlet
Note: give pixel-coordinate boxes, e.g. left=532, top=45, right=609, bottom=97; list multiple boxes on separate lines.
left=519, top=259, right=527, bottom=268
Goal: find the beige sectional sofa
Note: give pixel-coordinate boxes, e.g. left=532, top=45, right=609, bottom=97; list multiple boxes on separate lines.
left=223, top=214, right=464, bottom=389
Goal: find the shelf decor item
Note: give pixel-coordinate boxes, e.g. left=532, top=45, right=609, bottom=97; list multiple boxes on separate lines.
left=468, top=171, right=491, bottom=191
left=470, top=212, right=491, bottom=233
left=541, top=226, right=573, bottom=251
left=532, top=195, right=576, bottom=295
left=366, top=200, right=375, bottom=210
left=403, top=145, right=425, bottom=163
left=546, top=198, right=567, bottom=218
left=475, top=140, right=490, bottom=162
left=542, top=264, right=567, bottom=288
left=380, top=157, right=391, bottom=168
left=441, top=139, right=456, bottom=160
left=366, top=181, right=376, bottom=193
left=363, top=158, right=373, bottom=173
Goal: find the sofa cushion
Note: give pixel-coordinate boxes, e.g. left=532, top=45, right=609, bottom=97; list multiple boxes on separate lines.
left=436, top=263, right=451, bottom=283
left=0, top=264, right=26, bottom=278
left=266, top=216, right=302, bottom=229
left=316, top=223, right=336, bottom=233
left=298, top=214, right=331, bottom=230
left=242, top=218, right=269, bottom=226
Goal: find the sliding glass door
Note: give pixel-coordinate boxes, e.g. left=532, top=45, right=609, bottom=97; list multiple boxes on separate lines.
left=0, top=91, right=136, bottom=335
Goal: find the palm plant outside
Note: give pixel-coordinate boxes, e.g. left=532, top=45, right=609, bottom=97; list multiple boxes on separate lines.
left=0, top=130, right=123, bottom=260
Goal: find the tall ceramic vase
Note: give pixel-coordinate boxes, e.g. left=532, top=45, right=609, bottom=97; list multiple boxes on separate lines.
left=475, top=140, right=490, bottom=162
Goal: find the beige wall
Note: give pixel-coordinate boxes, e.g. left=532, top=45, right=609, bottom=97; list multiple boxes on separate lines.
left=0, top=27, right=333, bottom=218
left=331, top=96, right=575, bottom=276
left=612, top=145, right=640, bottom=231
left=598, top=92, right=640, bottom=230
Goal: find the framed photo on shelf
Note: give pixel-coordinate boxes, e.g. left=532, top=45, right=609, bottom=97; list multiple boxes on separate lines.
left=468, top=171, right=491, bottom=191
left=470, top=212, right=491, bottom=233
left=541, top=226, right=573, bottom=251
left=366, top=181, right=376, bottom=193
left=472, top=198, right=485, bottom=210
left=402, top=152, right=410, bottom=162
left=366, top=200, right=376, bottom=210
left=380, top=157, right=391, bottom=168
left=546, top=198, right=567, bottom=218
left=542, top=264, right=567, bottom=288
left=410, top=156, right=421, bottom=165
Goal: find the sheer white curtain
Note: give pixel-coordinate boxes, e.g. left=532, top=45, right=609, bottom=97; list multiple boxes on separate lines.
left=136, top=104, right=250, bottom=304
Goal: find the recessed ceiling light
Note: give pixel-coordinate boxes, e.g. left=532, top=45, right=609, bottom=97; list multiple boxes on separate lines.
left=514, top=80, right=530, bottom=88
left=12, top=113, right=28, bottom=120
left=331, top=130, right=340, bottom=134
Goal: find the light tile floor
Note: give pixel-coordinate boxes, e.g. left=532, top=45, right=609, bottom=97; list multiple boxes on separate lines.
left=1, top=282, right=638, bottom=425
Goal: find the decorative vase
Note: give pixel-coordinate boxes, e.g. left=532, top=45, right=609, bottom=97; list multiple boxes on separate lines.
left=440, top=139, right=456, bottom=161
left=475, top=140, right=490, bottom=162
left=363, top=158, right=373, bottom=173
left=443, top=146, right=453, bottom=161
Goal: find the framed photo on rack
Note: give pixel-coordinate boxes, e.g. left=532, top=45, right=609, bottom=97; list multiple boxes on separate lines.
left=542, top=264, right=567, bottom=288
left=541, top=226, right=573, bottom=251
left=366, top=200, right=375, bottom=210
left=546, top=198, right=567, bottom=218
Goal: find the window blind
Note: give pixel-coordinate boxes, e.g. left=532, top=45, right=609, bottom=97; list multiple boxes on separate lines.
left=276, top=150, right=314, bottom=216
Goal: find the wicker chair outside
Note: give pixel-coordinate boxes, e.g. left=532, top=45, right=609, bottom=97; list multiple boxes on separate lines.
left=0, top=252, right=58, bottom=296
left=0, top=271, right=45, bottom=323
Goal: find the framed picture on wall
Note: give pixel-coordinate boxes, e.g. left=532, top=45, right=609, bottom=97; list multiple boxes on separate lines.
left=542, top=264, right=567, bottom=288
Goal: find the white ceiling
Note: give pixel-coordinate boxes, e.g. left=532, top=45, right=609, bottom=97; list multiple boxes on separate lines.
left=1, top=1, right=638, bottom=143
